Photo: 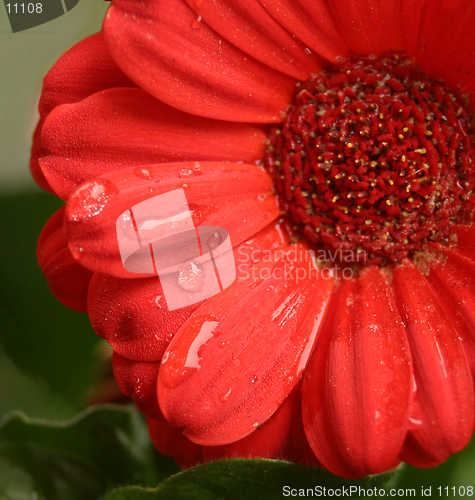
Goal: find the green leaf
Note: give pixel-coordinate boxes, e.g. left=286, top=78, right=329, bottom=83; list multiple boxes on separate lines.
left=102, top=459, right=396, bottom=500
left=0, top=405, right=179, bottom=500
left=0, top=191, right=101, bottom=417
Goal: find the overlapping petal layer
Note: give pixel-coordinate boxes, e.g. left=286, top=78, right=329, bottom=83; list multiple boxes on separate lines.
left=422, top=242, right=475, bottom=376
left=302, top=265, right=412, bottom=478
left=41, top=88, right=267, bottom=199
left=184, top=0, right=324, bottom=80
left=103, top=0, right=297, bottom=122
left=88, top=221, right=290, bottom=362
left=37, top=207, right=93, bottom=312
left=257, top=0, right=348, bottom=62
left=158, top=243, right=333, bottom=445
left=32, top=0, right=475, bottom=480
left=30, top=32, right=135, bottom=193
left=64, top=161, right=279, bottom=278
left=393, top=259, right=474, bottom=467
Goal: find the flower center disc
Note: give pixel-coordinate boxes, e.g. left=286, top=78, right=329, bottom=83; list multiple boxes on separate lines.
left=266, top=55, right=475, bottom=263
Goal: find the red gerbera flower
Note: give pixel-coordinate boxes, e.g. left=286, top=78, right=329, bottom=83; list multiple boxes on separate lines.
left=33, top=0, right=475, bottom=479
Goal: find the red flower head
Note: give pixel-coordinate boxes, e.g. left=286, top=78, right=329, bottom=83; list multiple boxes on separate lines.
left=33, top=0, right=475, bottom=479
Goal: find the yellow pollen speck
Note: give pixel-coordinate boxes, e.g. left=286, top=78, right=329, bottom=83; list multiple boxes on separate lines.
left=365, top=219, right=372, bottom=225
left=401, top=155, right=406, bottom=162
left=408, top=197, right=414, bottom=202
left=386, top=199, right=392, bottom=205
left=379, top=113, right=384, bottom=120
left=398, top=134, right=404, bottom=139
left=403, top=127, right=409, bottom=132
left=347, top=143, right=354, bottom=148
left=425, top=130, right=433, bottom=136
left=388, top=180, right=394, bottom=185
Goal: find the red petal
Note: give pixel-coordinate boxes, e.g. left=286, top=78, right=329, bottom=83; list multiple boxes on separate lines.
left=41, top=88, right=267, bottom=199
left=32, top=32, right=135, bottom=194
left=112, top=352, right=162, bottom=419
left=183, top=0, right=323, bottom=80
left=413, top=0, right=475, bottom=94
left=326, top=0, right=405, bottom=56
left=450, top=225, right=475, bottom=263
left=287, top=388, right=322, bottom=468
left=201, top=389, right=296, bottom=461
left=302, top=265, right=412, bottom=479
left=88, top=273, right=199, bottom=361
left=421, top=243, right=475, bottom=378
left=147, top=415, right=202, bottom=469
left=64, top=162, right=279, bottom=278
left=38, top=32, right=136, bottom=118
left=37, top=207, right=93, bottom=312
left=87, top=221, right=289, bottom=362
left=392, top=259, right=474, bottom=467
left=103, top=0, right=296, bottom=123
left=158, top=243, right=333, bottom=445
left=401, top=0, right=425, bottom=58
left=258, top=0, right=348, bottom=62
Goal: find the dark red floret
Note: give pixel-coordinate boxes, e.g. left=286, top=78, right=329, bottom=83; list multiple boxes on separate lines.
left=265, top=55, right=475, bottom=263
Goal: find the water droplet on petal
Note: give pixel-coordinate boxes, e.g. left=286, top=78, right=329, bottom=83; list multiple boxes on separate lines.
left=207, top=231, right=221, bottom=250
left=251, top=375, right=258, bottom=383
left=134, top=167, right=154, bottom=180
left=220, top=388, right=232, bottom=402
left=191, top=15, right=202, bottom=29
left=183, top=319, right=219, bottom=369
left=217, top=341, right=227, bottom=348
left=178, top=261, right=205, bottom=292
left=304, top=47, right=312, bottom=55
left=193, top=162, right=203, bottom=175
left=71, top=246, right=84, bottom=260
left=155, top=295, right=163, bottom=308
left=180, top=168, right=193, bottom=178
left=68, top=179, right=118, bottom=221
left=133, top=380, right=144, bottom=398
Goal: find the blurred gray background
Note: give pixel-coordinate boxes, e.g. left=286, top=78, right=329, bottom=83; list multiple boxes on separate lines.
left=0, top=0, right=109, bottom=193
